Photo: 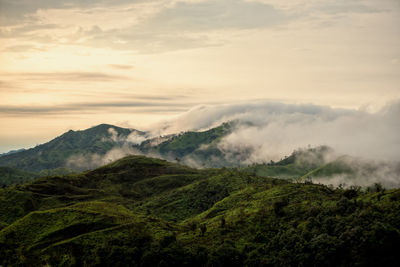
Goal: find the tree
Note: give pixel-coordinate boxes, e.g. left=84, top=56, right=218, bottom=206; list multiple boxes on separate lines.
left=273, top=198, right=288, bottom=216
left=220, top=216, right=226, bottom=228
left=200, top=224, right=207, bottom=236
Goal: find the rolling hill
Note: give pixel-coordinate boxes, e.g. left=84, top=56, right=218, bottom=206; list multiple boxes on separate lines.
left=1, top=155, right=399, bottom=266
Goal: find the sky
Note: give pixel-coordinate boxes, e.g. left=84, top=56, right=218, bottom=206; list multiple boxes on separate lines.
left=0, top=0, right=399, bottom=153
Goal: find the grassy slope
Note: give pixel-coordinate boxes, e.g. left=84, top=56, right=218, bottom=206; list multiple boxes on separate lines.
left=1, top=156, right=400, bottom=266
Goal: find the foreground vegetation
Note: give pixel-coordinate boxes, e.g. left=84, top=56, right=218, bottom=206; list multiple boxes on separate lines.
left=0, top=155, right=399, bottom=266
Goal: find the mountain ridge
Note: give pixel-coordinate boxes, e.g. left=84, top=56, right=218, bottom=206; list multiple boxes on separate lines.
left=1, top=122, right=399, bottom=189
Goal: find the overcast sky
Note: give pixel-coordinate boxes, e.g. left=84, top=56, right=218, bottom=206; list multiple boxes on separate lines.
left=0, top=0, right=399, bottom=152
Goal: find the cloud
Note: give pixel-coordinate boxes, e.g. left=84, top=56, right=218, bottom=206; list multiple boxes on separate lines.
left=0, top=0, right=154, bottom=25
left=144, top=0, right=287, bottom=32
left=0, top=101, right=192, bottom=115
left=0, top=0, right=290, bottom=53
left=1, top=44, right=46, bottom=53
left=126, top=131, right=148, bottom=145
left=2, top=71, right=127, bottom=82
left=102, top=127, right=148, bottom=145
left=0, top=23, right=59, bottom=38
left=148, top=100, right=400, bottom=187
left=246, top=0, right=384, bottom=14
left=98, top=0, right=289, bottom=53
left=313, top=1, right=384, bottom=15
left=153, top=101, right=353, bottom=133
left=314, top=158, right=400, bottom=189
left=2, top=0, right=395, bottom=53
left=66, top=144, right=143, bottom=170
left=65, top=141, right=165, bottom=171
left=154, top=100, right=400, bottom=162
left=108, top=64, right=134, bottom=70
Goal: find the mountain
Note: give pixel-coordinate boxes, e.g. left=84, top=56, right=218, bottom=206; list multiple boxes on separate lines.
left=137, top=121, right=235, bottom=167
left=0, top=122, right=235, bottom=186
left=1, top=122, right=399, bottom=189
left=1, top=155, right=399, bottom=266
left=0, top=124, right=141, bottom=173
left=0, top=148, right=26, bottom=157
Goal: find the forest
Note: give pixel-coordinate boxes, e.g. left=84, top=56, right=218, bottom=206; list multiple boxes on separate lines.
left=1, top=156, right=399, bottom=266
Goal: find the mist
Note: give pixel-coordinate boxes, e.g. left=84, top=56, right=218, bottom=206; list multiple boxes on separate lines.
left=153, top=100, right=400, bottom=162
left=65, top=100, right=400, bottom=187
left=149, top=100, right=400, bottom=188
left=66, top=145, right=142, bottom=170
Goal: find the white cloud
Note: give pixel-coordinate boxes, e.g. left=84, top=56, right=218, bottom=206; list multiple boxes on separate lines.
left=66, top=144, right=142, bottom=170
left=154, top=100, right=400, bottom=162
left=126, top=131, right=148, bottom=145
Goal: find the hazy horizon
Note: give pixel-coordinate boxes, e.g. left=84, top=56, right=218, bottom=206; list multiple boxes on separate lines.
left=1, top=0, right=399, bottom=153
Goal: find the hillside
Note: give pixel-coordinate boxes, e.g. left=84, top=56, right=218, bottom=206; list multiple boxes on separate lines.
left=0, top=166, right=39, bottom=186
left=0, top=122, right=234, bottom=186
left=138, top=121, right=235, bottom=167
left=1, top=123, right=399, bottom=189
left=242, top=146, right=332, bottom=179
left=1, top=155, right=399, bottom=266
left=0, top=124, right=139, bottom=173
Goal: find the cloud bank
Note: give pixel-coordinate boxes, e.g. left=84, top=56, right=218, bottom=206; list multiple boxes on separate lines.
left=314, top=157, right=400, bottom=189
left=64, top=100, right=400, bottom=187
left=154, top=100, right=400, bottom=162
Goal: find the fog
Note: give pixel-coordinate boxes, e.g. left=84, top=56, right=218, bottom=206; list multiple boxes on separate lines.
left=154, top=100, right=400, bottom=162
left=150, top=100, right=400, bottom=187
left=66, top=145, right=142, bottom=170
left=66, top=100, right=400, bottom=187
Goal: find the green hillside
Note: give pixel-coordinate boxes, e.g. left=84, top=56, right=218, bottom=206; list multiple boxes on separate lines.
left=138, top=121, right=235, bottom=167
left=0, top=124, right=138, bottom=173
left=0, top=166, right=39, bottom=186
left=243, top=146, right=332, bottom=179
left=1, top=155, right=399, bottom=266
left=157, top=122, right=231, bottom=156
left=300, top=157, right=355, bottom=180
left=0, top=123, right=233, bottom=186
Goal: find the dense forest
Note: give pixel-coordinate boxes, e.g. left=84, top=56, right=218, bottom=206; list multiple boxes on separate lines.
left=1, top=156, right=399, bottom=266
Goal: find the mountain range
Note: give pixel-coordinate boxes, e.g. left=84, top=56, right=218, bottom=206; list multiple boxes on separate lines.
left=1, top=123, right=399, bottom=188
left=1, top=122, right=400, bottom=265
left=0, top=122, right=234, bottom=185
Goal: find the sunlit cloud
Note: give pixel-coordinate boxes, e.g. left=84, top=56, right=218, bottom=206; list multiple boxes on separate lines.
left=0, top=100, right=192, bottom=116
left=0, top=0, right=399, bottom=152
left=108, top=64, right=134, bottom=70
left=1, top=71, right=128, bottom=82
